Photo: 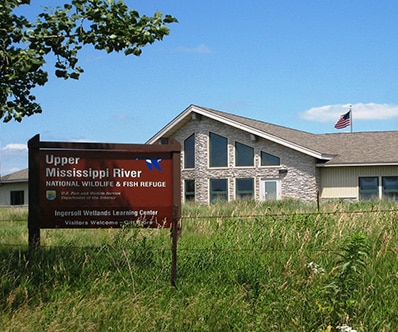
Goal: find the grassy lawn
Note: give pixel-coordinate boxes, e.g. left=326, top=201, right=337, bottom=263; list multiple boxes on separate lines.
left=1, top=200, right=398, bottom=331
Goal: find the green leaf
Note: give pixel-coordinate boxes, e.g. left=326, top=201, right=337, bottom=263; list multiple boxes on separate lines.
left=55, top=70, right=67, bottom=78
left=69, top=72, right=80, bottom=79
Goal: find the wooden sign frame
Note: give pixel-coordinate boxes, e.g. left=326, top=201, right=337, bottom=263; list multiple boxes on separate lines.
left=28, top=134, right=181, bottom=286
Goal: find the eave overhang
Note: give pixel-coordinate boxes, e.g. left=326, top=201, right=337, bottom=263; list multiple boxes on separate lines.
left=317, top=162, right=398, bottom=168
left=0, top=179, right=28, bottom=184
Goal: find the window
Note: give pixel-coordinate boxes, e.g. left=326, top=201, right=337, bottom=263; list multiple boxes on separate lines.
left=261, top=151, right=280, bottom=166
left=210, top=179, right=228, bottom=203
left=359, top=177, right=379, bottom=200
left=382, top=176, right=398, bottom=200
left=235, top=142, right=254, bottom=166
left=209, top=132, right=227, bottom=167
left=236, top=178, right=254, bottom=200
left=184, top=134, right=195, bottom=168
left=10, top=190, right=24, bottom=205
left=184, top=179, right=195, bottom=202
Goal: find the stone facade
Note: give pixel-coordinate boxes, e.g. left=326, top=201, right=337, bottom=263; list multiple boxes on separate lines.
left=169, top=115, right=320, bottom=203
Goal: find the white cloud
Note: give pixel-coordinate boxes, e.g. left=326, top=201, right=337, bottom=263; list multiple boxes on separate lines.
left=114, top=113, right=129, bottom=120
left=175, top=43, right=213, bottom=54
left=2, top=143, right=27, bottom=152
left=299, top=103, right=398, bottom=123
left=2, top=167, right=21, bottom=175
left=69, top=138, right=98, bottom=143
left=0, top=144, right=28, bottom=176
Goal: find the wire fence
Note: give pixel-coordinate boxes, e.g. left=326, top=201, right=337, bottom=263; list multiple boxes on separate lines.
left=181, top=207, right=398, bottom=220
left=1, top=207, right=397, bottom=223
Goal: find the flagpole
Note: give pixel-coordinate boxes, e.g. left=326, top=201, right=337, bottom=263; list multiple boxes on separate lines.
left=349, top=104, right=353, bottom=133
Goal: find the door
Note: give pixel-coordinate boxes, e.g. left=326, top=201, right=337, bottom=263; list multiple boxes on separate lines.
left=261, top=179, right=280, bottom=201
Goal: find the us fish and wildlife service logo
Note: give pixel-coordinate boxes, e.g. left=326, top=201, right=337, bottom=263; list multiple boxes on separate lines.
left=46, top=190, right=56, bottom=200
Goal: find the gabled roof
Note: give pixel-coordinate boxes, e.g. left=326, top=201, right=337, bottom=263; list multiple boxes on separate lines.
left=147, top=104, right=398, bottom=166
left=147, top=105, right=335, bottom=160
left=1, top=168, right=28, bottom=183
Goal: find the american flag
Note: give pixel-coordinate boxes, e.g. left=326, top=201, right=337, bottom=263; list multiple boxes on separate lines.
left=334, top=111, right=351, bottom=129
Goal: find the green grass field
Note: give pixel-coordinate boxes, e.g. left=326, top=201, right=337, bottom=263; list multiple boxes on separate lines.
left=1, top=200, right=398, bottom=331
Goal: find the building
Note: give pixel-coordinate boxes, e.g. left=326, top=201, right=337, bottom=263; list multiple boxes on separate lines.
left=2, top=105, right=397, bottom=206
left=147, top=104, right=398, bottom=203
left=0, top=168, right=29, bottom=206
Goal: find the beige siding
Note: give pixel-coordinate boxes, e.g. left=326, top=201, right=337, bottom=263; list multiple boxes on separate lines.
left=320, top=166, right=398, bottom=199
left=0, top=182, right=29, bottom=206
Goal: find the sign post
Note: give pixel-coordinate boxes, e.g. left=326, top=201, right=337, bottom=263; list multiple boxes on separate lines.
left=28, top=135, right=41, bottom=249
left=28, top=134, right=181, bottom=284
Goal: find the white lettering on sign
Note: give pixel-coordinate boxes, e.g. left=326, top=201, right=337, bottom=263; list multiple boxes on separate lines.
left=140, top=181, right=166, bottom=187
left=45, top=168, right=110, bottom=180
left=123, top=181, right=139, bottom=187
left=113, top=168, right=142, bottom=178
left=46, top=154, right=80, bottom=166
left=139, top=210, right=158, bottom=216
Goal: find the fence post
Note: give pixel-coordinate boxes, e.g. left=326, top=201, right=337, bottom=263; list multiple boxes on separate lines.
left=170, top=143, right=181, bottom=287
left=171, top=206, right=178, bottom=287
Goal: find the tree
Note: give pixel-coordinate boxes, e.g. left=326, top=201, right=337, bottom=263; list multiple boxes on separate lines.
left=0, top=0, right=177, bottom=122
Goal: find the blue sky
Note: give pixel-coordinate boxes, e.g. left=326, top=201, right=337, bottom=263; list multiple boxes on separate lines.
left=1, top=0, right=398, bottom=175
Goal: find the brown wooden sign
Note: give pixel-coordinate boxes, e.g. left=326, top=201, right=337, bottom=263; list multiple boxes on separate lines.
left=28, top=134, right=181, bottom=286
left=28, top=134, right=181, bottom=236
left=40, top=149, right=176, bottom=228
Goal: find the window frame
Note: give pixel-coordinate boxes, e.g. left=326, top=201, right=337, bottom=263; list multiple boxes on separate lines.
left=358, top=176, right=379, bottom=200
left=260, top=151, right=280, bottom=166
left=382, top=176, right=398, bottom=200
left=210, top=178, right=228, bottom=203
left=236, top=178, right=254, bottom=200
left=209, top=132, right=228, bottom=168
left=184, top=179, right=195, bottom=202
left=10, top=190, right=24, bottom=205
left=183, top=134, right=195, bottom=169
left=235, top=142, right=254, bottom=167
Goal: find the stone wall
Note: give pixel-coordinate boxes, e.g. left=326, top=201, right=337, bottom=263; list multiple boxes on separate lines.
left=170, top=115, right=320, bottom=203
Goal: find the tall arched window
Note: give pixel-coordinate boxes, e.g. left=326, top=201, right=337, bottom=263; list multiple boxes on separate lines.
left=209, top=132, right=227, bottom=167
left=184, top=134, right=195, bottom=168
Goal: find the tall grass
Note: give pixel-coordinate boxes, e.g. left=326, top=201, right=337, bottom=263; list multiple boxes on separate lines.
left=0, top=207, right=28, bottom=222
left=1, top=200, right=398, bottom=331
